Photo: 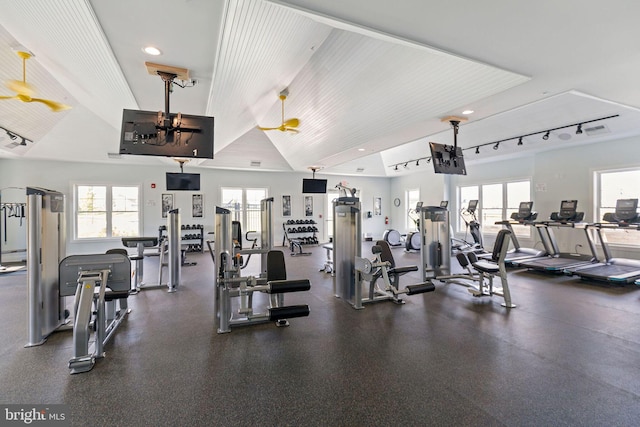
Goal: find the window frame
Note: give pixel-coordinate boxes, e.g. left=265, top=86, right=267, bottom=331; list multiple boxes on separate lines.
left=72, top=182, right=142, bottom=242
left=457, top=179, right=532, bottom=238
left=220, top=187, right=268, bottom=237
left=593, top=167, right=640, bottom=248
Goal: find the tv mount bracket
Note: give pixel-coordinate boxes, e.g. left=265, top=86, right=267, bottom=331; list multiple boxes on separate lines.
left=440, top=116, right=468, bottom=152
left=155, top=71, right=198, bottom=132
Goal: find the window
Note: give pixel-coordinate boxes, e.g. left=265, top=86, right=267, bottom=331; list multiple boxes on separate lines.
left=595, top=168, right=640, bottom=246
left=75, top=184, right=140, bottom=239
left=221, top=187, right=268, bottom=236
left=326, top=189, right=339, bottom=239
left=457, top=180, right=531, bottom=237
left=406, top=189, right=420, bottom=231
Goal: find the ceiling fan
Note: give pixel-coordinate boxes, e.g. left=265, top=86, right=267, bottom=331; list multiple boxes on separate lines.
left=258, top=88, right=299, bottom=133
left=0, top=50, right=71, bottom=112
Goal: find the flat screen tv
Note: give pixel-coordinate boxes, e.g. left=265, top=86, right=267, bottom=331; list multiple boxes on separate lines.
left=166, top=172, right=201, bottom=191
left=119, top=109, right=214, bottom=159
left=302, top=178, right=327, bottom=194
left=429, top=142, right=466, bottom=175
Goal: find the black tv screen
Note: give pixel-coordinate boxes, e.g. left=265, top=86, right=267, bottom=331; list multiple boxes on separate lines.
left=166, top=173, right=200, bottom=191
left=119, top=109, right=214, bottom=159
left=429, top=142, right=466, bottom=175
left=302, top=178, right=327, bottom=194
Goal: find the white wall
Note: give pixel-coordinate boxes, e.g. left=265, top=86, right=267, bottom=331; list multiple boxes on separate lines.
left=389, top=168, right=446, bottom=232
left=0, top=158, right=390, bottom=258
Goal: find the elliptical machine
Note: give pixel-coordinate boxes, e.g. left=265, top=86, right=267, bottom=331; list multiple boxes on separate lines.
left=405, top=202, right=422, bottom=251
left=452, top=199, right=484, bottom=254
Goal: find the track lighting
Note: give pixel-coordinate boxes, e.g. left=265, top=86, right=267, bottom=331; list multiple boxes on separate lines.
left=0, top=126, right=32, bottom=145
left=387, top=114, right=618, bottom=172
left=394, top=165, right=398, bottom=171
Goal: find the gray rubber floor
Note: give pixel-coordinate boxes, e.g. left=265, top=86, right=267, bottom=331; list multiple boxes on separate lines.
left=1, top=244, right=640, bottom=426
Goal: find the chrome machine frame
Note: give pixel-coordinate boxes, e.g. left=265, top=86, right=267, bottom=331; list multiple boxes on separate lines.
left=214, top=198, right=310, bottom=333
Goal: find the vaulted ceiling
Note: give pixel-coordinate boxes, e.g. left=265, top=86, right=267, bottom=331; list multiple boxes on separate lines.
left=1, top=0, right=639, bottom=176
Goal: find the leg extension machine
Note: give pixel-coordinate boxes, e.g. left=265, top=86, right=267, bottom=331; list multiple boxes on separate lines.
left=354, top=240, right=434, bottom=308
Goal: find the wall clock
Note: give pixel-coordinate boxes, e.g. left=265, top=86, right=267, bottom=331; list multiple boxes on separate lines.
left=393, top=198, right=401, bottom=207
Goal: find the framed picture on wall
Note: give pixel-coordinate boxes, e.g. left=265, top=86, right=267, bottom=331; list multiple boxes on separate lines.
left=162, top=193, right=173, bottom=218
left=282, top=195, right=292, bottom=217
left=304, top=195, right=313, bottom=217
left=192, top=194, right=203, bottom=218
left=374, top=197, right=382, bottom=215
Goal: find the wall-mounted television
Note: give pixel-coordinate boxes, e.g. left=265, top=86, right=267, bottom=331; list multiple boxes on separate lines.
left=302, top=178, right=327, bottom=194
left=119, top=109, right=214, bottom=159
left=429, top=142, right=466, bottom=175
left=166, top=172, right=201, bottom=191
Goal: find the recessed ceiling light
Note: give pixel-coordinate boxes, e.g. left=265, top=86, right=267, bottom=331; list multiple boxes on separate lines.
left=357, top=148, right=366, bottom=152
left=143, top=46, right=162, bottom=56
left=462, top=110, right=474, bottom=115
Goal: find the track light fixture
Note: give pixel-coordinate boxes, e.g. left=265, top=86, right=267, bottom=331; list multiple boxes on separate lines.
left=394, top=165, right=398, bottom=171
left=415, top=160, right=420, bottom=166
left=403, top=162, right=408, bottom=168
left=387, top=114, right=618, bottom=171
left=0, top=126, right=32, bottom=146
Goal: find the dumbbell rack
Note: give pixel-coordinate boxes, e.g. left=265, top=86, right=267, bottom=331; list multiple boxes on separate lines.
left=158, top=224, right=204, bottom=252
left=283, top=219, right=319, bottom=246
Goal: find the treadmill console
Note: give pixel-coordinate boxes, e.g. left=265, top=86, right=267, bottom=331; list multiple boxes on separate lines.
left=550, top=200, right=584, bottom=222
left=510, top=201, right=538, bottom=222
left=602, top=198, right=639, bottom=224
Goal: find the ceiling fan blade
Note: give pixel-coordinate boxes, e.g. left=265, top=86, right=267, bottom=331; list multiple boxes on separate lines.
left=283, top=127, right=299, bottom=134
left=30, top=97, right=72, bottom=112
left=6, top=80, right=35, bottom=97
left=257, top=125, right=282, bottom=131
left=283, top=118, right=299, bottom=128
left=0, top=95, right=19, bottom=100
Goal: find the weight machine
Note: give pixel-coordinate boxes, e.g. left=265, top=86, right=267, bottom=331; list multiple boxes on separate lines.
left=59, top=253, right=131, bottom=374
left=214, top=198, right=311, bottom=333
left=418, top=205, right=516, bottom=307
left=25, top=187, right=67, bottom=347
left=354, top=240, right=434, bottom=308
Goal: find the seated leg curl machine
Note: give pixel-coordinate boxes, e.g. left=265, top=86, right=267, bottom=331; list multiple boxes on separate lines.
left=214, top=204, right=311, bottom=333
left=58, top=253, right=131, bottom=374
left=354, top=240, right=435, bottom=307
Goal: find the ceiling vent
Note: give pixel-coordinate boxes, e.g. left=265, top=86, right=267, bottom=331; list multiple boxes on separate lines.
left=250, top=160, right=261, bottom=167
left=356, top=167, right=365, bottom=173
left=107, top=152, right=122, bottom=159
left=584, top=124, right=610, bottom=136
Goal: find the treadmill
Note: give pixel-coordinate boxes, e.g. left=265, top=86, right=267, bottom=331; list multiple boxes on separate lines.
left=494, top=201, right=550, bottom=265
left=567, top=199, right=640, bottom=284
left=515, top=200, right=598, bottom=272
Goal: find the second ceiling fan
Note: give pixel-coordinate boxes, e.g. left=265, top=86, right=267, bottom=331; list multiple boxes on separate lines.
left=258, top=88, right=299, bottom=133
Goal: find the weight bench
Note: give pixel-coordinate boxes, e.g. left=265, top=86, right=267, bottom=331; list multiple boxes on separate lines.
left=121, top=237, right=158, bottom=293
